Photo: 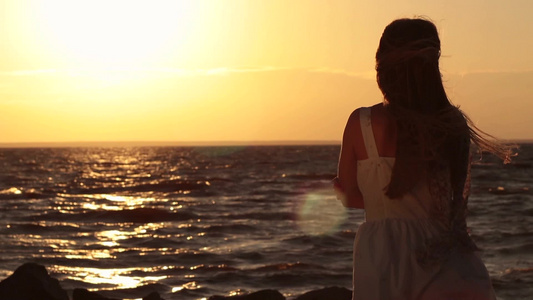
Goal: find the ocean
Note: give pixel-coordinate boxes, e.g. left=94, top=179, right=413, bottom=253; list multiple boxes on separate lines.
left=0, top=145, right=531, bottom=300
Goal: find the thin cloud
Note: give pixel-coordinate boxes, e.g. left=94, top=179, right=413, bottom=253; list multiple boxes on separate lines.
left=455, top=68, right=533, bottom=77
left=308, top=68, right=376, bottom=80
left=0, top=66, right=378, bottom=79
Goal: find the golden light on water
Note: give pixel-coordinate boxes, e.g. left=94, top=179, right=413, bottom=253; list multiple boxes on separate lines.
left=52, top=266, right=167, bottom=290
left=172, top=281, right=201, bottom=293
left=10, top=222, right=177, bottom=260
left=229, top=290, right=246, bottom=296
left=0, top=187, right=22, bottom=195
left=82, top=203, right=121, bottom=211
left=11, top=219, right=211, bottom=294
left=95, top=223, right=167, bottom=247
left=64, top=249, right=114, bottom=260
left=79, top=194, right=160, bottom=211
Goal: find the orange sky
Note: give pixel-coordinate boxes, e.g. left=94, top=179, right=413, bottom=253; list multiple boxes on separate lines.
left=1, top=0, right=532, bottom=144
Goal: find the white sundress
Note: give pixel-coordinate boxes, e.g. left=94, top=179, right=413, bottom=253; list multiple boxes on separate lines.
left=352, top=107, right=497, bottom=300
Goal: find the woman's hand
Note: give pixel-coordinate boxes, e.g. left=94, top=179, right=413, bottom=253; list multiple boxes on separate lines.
left=332, top=177, right=344, bottom=200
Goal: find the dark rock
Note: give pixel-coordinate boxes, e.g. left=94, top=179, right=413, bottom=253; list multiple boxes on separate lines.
left=143, top=291, right=165, bottom=300
left=294, top=287, right=352, bottom=300
left=208, top=289, right=285, bottom=300
left=72, top=288, right=165, bottom=300
left=72, top=288, right=119, bottom=300
left=0, top=262, right=68, bottom=300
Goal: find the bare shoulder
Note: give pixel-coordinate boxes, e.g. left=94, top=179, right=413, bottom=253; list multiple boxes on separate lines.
left=344, top=107, right=365, bottom=136
left=348, top=104, right=386, bottom=126
left=370, top=102, right=388, bottom=118
left=342, top=107, right=368, bottom=159
left=347, top=108, right=362, bottom=125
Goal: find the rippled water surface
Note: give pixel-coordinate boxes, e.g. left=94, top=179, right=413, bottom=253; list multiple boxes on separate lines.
left=0, top=145, right=531, bottom=299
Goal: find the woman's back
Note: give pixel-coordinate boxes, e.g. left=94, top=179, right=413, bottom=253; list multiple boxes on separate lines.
left=336, top=18, right=509, bottom=299
left=352, top=106, right=496, bottom=300
left=356, top=105, right=446, bottom=222
left=353, top=103, right=396, bottom=159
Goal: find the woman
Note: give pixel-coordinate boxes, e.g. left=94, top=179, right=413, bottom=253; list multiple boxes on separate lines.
left=335, top=18, right=513, bottom=300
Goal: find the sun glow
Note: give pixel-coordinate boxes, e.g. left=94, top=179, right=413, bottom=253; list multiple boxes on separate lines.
left=35, top=0, right=198, bottom=69
left=1, top=0, right=531, bottom=143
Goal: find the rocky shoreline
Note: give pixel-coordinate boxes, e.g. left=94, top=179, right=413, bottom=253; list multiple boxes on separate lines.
left=0, top=263, right=352, bottom=300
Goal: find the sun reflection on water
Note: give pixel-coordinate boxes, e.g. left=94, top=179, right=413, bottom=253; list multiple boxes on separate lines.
left=82, top=203, right=121, bottom=211
left=64, top=249, right=114, bottom=260
left=51, top=266, right=167, bottom=290
left=94, top=223, right=167, bottom=246
left=78, top=194, right=160, bottom=211
left=172, top=281, right=201, bottom=293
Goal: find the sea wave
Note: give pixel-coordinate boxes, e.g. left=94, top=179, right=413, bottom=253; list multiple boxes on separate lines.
left=23, top=207, right=199, bottom=223
left=0, top=145, right=531, bottom=300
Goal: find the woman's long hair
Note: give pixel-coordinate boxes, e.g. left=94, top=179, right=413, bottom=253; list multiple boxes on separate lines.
left=375, top=18, right=516, bottom=244
left=376, top=18, right=512, bottom=199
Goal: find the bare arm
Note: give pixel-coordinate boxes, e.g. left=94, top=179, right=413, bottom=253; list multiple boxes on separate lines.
left=336, top=109, right=364, bottom=209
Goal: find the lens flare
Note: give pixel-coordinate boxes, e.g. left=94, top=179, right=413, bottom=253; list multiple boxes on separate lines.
left=295, top=187, right=347, bottom=236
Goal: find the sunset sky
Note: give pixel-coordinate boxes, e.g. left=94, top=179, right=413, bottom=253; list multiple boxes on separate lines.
left=1, top=0, right=532, bottom=145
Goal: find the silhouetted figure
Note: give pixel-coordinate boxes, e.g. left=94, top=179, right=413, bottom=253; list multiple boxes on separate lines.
left=335, top=18, right=513, bottom=300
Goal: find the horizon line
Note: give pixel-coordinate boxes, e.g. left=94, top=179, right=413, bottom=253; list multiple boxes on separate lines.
left=0, top=140, right=343, bottom=148
left=1, top=139, right=531, bottom=149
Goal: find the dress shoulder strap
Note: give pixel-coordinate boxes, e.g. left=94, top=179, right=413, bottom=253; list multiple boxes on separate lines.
left=359, top=107, right=379, bottom=158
